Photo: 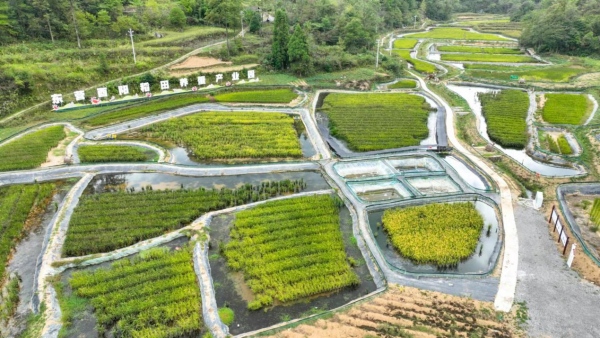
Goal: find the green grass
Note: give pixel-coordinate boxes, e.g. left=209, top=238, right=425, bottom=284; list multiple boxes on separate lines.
left=388, top=79, right=417, bottom=89
left=547, top=135, right=560, bottom=153
left=382, top=203, right=484, bottom=266
left=218, top=307, right=235, bottom=326
left=68, top=247, right=204, bottom=337
left=320, top=93, right=433, bottom=151
left=590, top=199, right=600, bottom=225
left=407, top=28, right=509, bottom=41
left=135, top=112, right=302, bottom=161
left=212, top=88, right=297, bottom=103
left=393, top=39, right=418, bottom=49
left=465, top=66, right=586, bottom=82
left=224, top=195, right=359, bottom=310
left=542, top=93, right=590, bottom=125
left=441, top=53, right=537, bottom=63
left=479, top=90, right=529, bottom=149
left=437, top=46, right=521, bottom=54
left=0, top=276, right=20, bottom=323
left=0, top=125, right=66, bottom=171
left=63, top=180, right=306, bottom=256
left=394, top=50, right=437, bottom=74
left=557, top=134, right=573, bottom=155
left=304, top=68, right=386, bottom=88
left=139, top=26, right=228, bottom=47
left=78, top=145, right=158, bottom=163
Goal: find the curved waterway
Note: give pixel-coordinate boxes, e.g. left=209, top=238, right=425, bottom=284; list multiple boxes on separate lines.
left=447, top=84, right=581, bottom=177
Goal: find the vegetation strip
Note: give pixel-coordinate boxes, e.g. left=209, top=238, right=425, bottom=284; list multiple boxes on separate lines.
left=394, top=50, right=437, bottom=74
left=407, top=28, right=510, bottom=41
left=441, top=53, right=537, bottom=63
left=78, top=145, right=157, bottom=163
left=0, top=126, right=66, bottom=172
left=479, top=89, right=529, bottom=149
left=392, top=39, right=418, bottom=49
left=437, top=45, right=521, bottom=54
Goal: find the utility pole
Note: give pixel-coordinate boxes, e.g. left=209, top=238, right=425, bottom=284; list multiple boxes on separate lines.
left=414, top=15, right=417, bottom=29
left=128, top=28, right=137, bottom=64
left=375, top=39, right=380, bottom=68
left=240, top=10, right=244, bottom=38
left=69, top=0, right=81, bottom=48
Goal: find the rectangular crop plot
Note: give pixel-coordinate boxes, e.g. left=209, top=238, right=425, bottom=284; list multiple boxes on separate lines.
left=407, top=28, right=509, bottom=41
left=479, top=90, right=529, bottom=149
left=441, top=53, right=537, bottom=63
left=437, top=45, right=521, bottom=54
left=464, top=66, right=585, bottom=82
left=393, top=38, right=418, bottom=49
left=223, top=195, right=359, bottom=310
left=68, top=247, right=204, bottom=337
left=406, top=176, right=461, bottom=195
left=78, top=145, right=157, bottom=163
left=320, top=93, right=434, bottom=151
left=137, top=112, right=302, bottom=161
left=0, top=126, right=65, bottom=172
left=542, top=93, right=591, bottom=125
left=63, top=180, right=307, bottom=256
left=349, top=181, right=413, bottom=202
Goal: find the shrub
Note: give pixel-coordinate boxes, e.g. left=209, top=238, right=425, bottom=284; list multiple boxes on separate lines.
left=218, top=307, right=235, bottom=326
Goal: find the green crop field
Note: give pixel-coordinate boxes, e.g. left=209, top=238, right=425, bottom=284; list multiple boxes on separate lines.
left=68, top=247, right=203, bottom=337
left=437, top=46, right=521, bottom=54
left=394, top=50, right=437, bottom=73
left=63, top=179, right=307, bottom=256
left=382, top=203, right=484, bottom=266
left=464, top=66, right=586, bottom=82
left=78, top=145, right=158, bottom=163
left=441, top=53, right=537, bottom=63
left=546, top=134, right=560, bottom=153
left=84, top=89, right=297, bottom=127
left=407, top=28, right=509, bottom=41
left=136, top=112, right=302, bottom=161
left=320, top=93, right=434, bottom=151
left=0, top=126, right=66, bottom=172
left=224, top=195, right=359, bottom=310
left=542, top=93, right=590, bottom=125
left=591, top=199, right=600, bottom=225
left=388, top=79, right=417, bottom=89
left=0, top=183, right=55, bottom=281
left=393, top=39, right=418, bottom=49
left=479, top=90, right=529, bottom=149
left=557, top=134, right=573, bottom=155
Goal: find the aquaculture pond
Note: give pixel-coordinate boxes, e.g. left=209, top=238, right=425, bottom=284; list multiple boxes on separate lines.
left=368, top=200, right=501, bottom=275
left=444, top=156, right=489, bottom=190
left=84, top=171, right=330, bottom=195
left=207, top=205, right=377, bottom=335
left=447, top=84, right=581, bottom=177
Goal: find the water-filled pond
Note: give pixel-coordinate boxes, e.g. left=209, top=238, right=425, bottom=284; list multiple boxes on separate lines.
left=447, top=84, right=581, bottom=177
left=349, top=180, right=413, bottom=202
left=444, top=156, right=488, bottom=190
left=368, top=200, right=501, bottom=275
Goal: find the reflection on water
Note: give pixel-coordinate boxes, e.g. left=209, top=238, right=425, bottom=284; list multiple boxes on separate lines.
left=368, top=200, right=500, bottom=274
left=444, top=156, right=487, bottom=190
left=447, top=84, right=581, bottom=177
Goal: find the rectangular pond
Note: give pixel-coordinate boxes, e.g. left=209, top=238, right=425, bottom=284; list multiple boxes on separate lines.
left=406, top=176, right=462, bottom=196
left=349, top=180, right=413, bottom=203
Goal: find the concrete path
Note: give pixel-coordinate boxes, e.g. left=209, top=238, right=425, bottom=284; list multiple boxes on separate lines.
left=514, top=205, right=600, bottom=337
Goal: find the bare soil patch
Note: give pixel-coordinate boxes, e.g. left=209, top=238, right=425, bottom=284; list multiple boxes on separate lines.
left=41, top=128, right=78, bottom=168
left=170, top=56, right=230, bottom=70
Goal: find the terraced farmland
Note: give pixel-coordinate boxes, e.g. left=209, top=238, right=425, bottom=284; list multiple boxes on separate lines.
left=479, top=90, right=529, bottom=149
left=320, top=93, right=434, bottom=151
left=78, top=145, right=158, bottom=163
left=437, top=45, right=521, bottom=54
left=407, top=28, right=509, bottom=41
left=136, top=112, right=302, bottom=162
left=464, top=66, right=586, bottom=82
left=212, top=88, right=298, bottom=103
left=382, top=203, right=484, bottom=266
left=394, top=50, right=437, bottom=74
left=542, top=93, right=591, bottom=125
left=0, top=126, right=66, bottom=172
left=64, top=179, right=307, bottom=256
left=388, top=79, right=417, bottom=89
left=224, top=195, right=359, bottom=310
left=441, top=53, right=537, bottom=63
left=67, top=247, right=203, bottom=337
left=392, top=38, right=418, bottom=49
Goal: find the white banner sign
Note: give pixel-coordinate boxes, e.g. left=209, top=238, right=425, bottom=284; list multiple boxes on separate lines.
left=198, top=76, right=206, bottom=85
left=160, top=80, right=170, bottom=90
left=51, top=94, right=63, bottom=105
left=118, top=85, right=129, bottom=95
left=140, top=82, right=150, bottom=93
left=567, top=244, right=576, bottom=267
left=180, top=78, right=188, bottom=88
left=215, top=74, right=223, bottom=82
left=248, top=70, right=255, bottom=79
left=74, top=90, right=85, bottom=101
left=232, top=72, right=239, bottom=81
left=97, top=87, right=108, bottom=98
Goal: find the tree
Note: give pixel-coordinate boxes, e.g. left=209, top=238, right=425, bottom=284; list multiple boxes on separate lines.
left=248, top=10, right=261, bottom=33
left=424, top=0, right=456, bottom=21
left=272, top=9, right=289, bottom=70
left=169, top=6, right=186, bottom=30
left=341, top=17, right=370, bottom=53
left=288, top=24, right=311, bottom=75
left=205, top=0, right=242, bottom=56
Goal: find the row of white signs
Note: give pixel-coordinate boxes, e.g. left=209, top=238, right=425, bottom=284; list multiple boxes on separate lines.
left=51, top=70, right=256, bottom=105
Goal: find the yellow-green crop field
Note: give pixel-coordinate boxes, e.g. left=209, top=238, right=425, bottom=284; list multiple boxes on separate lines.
left=479, top=90, right=529, bottom=149
left=394, top=50, right=437, bottom=74
left=407, top=28, right=509, bottom=41
left=393, top=39, right=418, bottom=49
left=542, top=93, right=591, bottom=125
left=441, top=53, right=537, bottom=63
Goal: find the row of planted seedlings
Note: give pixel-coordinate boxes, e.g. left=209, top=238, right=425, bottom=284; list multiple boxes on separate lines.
left=53, top=170, right=370, bottom=337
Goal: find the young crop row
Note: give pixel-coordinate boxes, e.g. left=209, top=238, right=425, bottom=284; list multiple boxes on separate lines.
left=224, top=195, right=359, bottom=310
left=137, top=112, right=302, bottom=161
left=407, top=28, right=509, bottom=41
left=478, top=90, right=529, bottom=149
left=392, top=39, right=418, bottom=49
left=441, top=53, right=536, bottom=63
left=0, top=126, right=65, bottom=172
left=69, top=247, right=203, bottom=337
left=542, top=93, right=590, bottom=125
left=382, top=202, right=484, bottom=266
left=320, top=93, right=433, bottom=151
left=0, top=183, right=55, bottom=281
left=78, top=145, right=157, bottom=163
left=388, top=79, right=417, bottom=89
left=464, top=66, right=585, bottom=83
left=557, top=135, right=573, bottom=155
left=394, top=50, right=437, bottom=74
left=591, top=199, right=600, bottom=225
left=437, top=45, right=521, bottom=54
left=84, top=88, right=298, bottom=127
left=64, top=179, right=307, bottom=256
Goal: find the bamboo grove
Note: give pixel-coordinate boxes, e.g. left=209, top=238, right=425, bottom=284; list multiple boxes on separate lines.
left=382, top=203, right=484, bottom=267
left=136, top=112, right=303, bottom=162
left=0, top=126, right=65, bottom=172
left=478, top=90, right=529, bottom=149
left=0, top=183, right=55, bottom=280
left=64, top=179, right=307, bottom=256
left=224, top=195, right=359, bottom=310
left=320, top=93, right=434, bottom=152
left=69, top=247, right=203, bottom=337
